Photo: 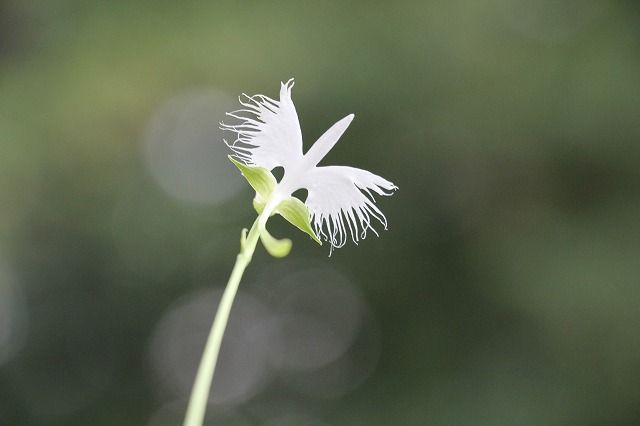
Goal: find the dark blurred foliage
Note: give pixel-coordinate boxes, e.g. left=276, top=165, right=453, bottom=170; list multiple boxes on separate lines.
left=2, top=0, right=640, bottom=425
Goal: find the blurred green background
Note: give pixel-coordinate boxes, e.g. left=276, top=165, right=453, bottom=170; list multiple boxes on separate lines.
left=2, top=0, right=640, bottom=425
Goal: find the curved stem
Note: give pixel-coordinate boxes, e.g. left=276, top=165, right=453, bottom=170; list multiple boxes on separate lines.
left=183, top=216, right=263, bottom=426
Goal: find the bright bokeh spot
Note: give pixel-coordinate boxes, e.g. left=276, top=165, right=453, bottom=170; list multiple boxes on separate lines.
left=149, top=287, right=275, bottom=406
left=143, top=89, right=245, bottom=206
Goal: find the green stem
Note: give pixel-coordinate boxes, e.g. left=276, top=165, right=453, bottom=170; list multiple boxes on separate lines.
left=183, top=215, right=263, bottom=426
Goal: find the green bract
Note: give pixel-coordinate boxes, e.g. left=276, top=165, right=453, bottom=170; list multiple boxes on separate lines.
left=276, top=197, right=322, bottom=245
left=228, top=156, right=276, bottom=214
left=229, top=156, right=321, bottom=258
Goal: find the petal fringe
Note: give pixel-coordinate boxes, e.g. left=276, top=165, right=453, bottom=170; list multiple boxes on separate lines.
left=221, top=79, right=303, bottom=171
left=301, top=166, right=398, bottom=254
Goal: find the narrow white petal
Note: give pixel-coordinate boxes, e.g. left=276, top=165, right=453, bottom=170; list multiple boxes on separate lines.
left=303, top=114, right=354, bottom=167
left=301, top=165, right=397, bottom=253
left=222, top=79, right=303, bottom=171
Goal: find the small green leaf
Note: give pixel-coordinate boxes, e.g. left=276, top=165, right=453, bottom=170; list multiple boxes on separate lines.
left=259, top=226, right=292, bottom=258
left=228, top=156, right=276, bottom=213
left=276, top=197, right=322, bottom=245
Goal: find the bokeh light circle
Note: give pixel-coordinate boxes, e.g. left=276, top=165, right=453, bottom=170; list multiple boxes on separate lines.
left=143, top=89, right=244, bottom=206
left=149, top=287, right=276, bottom=406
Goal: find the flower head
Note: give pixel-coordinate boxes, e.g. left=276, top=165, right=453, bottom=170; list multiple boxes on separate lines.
left=222, top=79, right=397, bottom=254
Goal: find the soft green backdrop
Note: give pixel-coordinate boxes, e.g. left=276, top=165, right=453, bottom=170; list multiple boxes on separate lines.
left=2, top=1, right=640, bottom=425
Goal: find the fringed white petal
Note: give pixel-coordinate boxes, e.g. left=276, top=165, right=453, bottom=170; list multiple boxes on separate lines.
left=222, top=79, right=303, bottom=171
left=301, top=166, right=398, bottom=253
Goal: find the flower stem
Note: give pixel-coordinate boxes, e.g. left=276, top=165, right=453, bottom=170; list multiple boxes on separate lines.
left=183, top=216, right=263, bottom=426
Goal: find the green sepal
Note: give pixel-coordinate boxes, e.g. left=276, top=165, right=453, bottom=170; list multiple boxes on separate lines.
left=228, top=156, right=277, bottom=214
left=276, top=197, right=322, bottom=245
left=252, top=197, right=267, bottom=215
left=259, top=225, right=292, bottom=258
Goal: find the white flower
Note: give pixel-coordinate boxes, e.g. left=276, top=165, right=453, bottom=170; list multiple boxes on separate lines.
left=222, top=79, right=397, bottom=253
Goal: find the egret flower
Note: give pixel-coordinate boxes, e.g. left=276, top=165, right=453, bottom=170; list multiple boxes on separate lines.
left=184, top=80, right=398, bottom=426
left=222, top=79, right=398, bottom=254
